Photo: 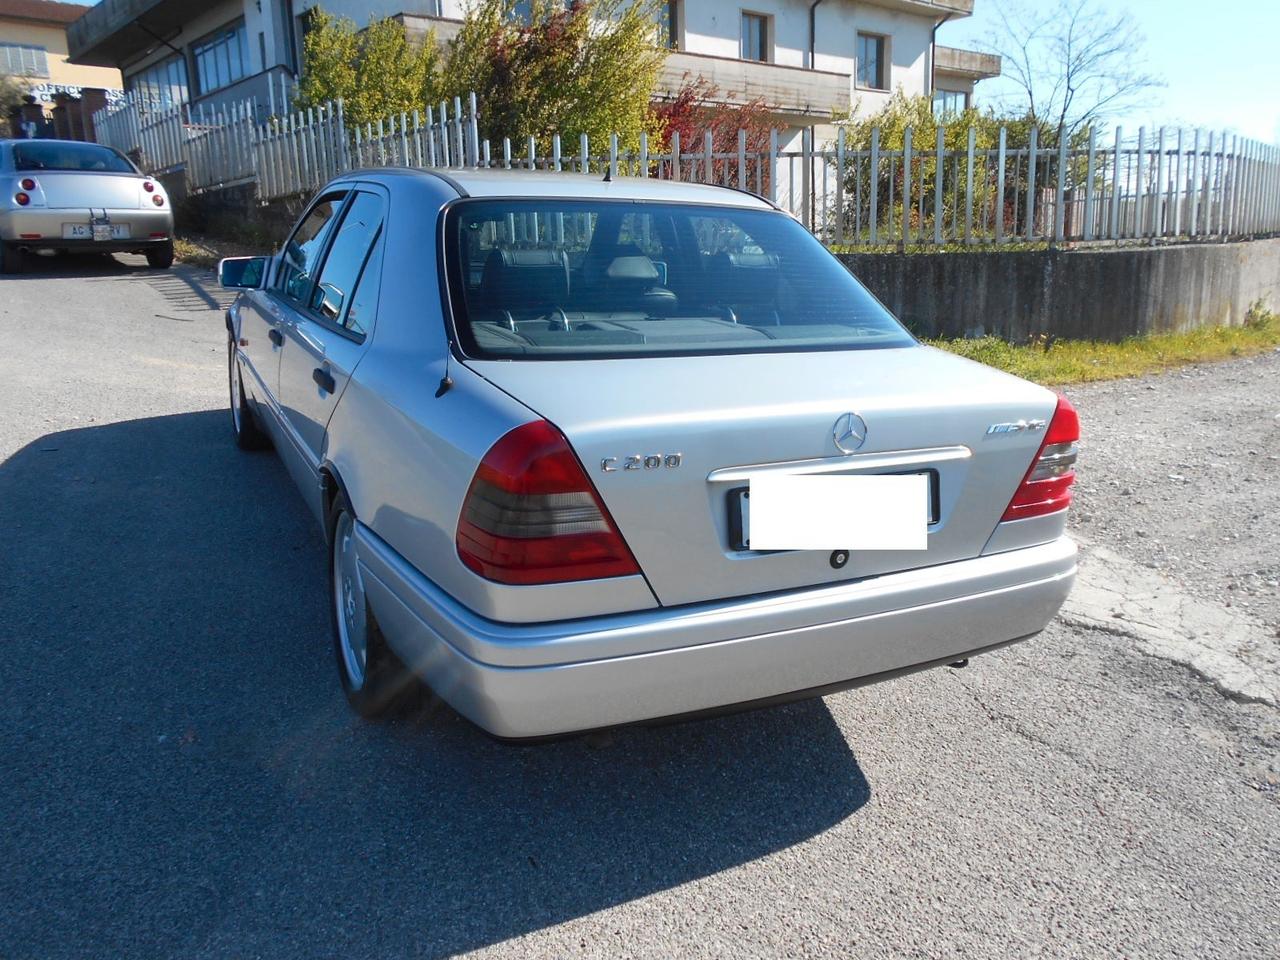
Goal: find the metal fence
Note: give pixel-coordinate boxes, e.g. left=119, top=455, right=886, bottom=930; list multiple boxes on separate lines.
left=94, top=89, right=1280, bottom=246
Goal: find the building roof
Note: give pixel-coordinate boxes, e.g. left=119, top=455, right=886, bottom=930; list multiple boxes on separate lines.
left=0, top=0, right=90, bottom=26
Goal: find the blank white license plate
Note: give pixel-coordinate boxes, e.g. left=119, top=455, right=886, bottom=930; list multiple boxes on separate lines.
left=63, top=223, right=129, bottom=240
left=734, top=473, right=935, bottom=552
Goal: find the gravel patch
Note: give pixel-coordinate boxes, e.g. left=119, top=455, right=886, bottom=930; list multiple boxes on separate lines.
left=1065, top=350, right=1280, bottom=629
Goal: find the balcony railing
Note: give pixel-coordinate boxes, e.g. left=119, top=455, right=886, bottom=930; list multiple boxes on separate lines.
left=657, top=51, right=851, bottom=120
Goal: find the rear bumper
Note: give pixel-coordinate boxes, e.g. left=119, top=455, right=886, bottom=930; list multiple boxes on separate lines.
left=357, top=526, right=1076, bottom=738
left=0, top=207, right=173, bottom=248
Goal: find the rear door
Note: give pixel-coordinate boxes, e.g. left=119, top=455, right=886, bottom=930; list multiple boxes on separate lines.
left=277, top=188, right=386, bottom=485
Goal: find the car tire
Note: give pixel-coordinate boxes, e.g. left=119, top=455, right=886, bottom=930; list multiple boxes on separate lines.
left=228, top=341, right=271, bottom=450
left=146, top=240, right=174, bottom=269
left=328, top=494, right=423, bottom=718
left=1, top=243, right=23, bottom=274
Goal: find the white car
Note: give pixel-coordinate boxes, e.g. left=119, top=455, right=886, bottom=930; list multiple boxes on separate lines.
left=1, top=138, right=174, bottom=273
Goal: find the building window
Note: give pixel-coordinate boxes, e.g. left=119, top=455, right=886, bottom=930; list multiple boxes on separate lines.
left=933, top=89, right=968, bottom=118
left=127, top=54, right=189, bottom=106
left=741, top=12, right=769, bottom=62
left=192, top=19, right=250, bottom=96
left=856, top=32, right=887, bottom=90
left=1, top=43, right=50, bottom=78
left=661, top=1, right=681, bottom=50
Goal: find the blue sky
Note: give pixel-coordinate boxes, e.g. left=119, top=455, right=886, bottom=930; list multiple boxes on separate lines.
left=941, top=0, right=1280, bottom=144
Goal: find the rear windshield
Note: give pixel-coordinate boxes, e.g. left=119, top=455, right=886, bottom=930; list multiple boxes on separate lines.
left=12, top=141, right=136, bottom=174
left=445, top=199, right=913, bottom=359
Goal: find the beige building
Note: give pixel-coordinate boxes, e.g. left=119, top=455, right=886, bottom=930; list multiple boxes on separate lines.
left=1, top=0, right=122, bottom=113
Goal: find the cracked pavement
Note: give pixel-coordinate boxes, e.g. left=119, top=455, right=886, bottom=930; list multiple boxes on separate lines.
left=1, top=254, right=1278, bottom=959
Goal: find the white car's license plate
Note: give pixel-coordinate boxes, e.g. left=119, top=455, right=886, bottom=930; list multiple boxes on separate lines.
left=731, top=471, right=938, bottom=552
left=63, top=223, right=130, bottom=241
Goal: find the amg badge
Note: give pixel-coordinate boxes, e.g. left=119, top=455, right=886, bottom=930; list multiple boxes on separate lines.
left=986, top=419, right=1048, bottom=436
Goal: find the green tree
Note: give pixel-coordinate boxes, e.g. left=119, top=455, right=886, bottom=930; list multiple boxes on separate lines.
left=295, top=11, right=441, bottom=128
left=1, top=72, right=28, bottom=136
left=443, top=0, right=666, bottom=153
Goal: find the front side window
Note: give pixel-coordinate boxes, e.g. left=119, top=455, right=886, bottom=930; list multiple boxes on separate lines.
left=741, top=12, right=768, bottom=62
left=447, top=200, right=913, bottom=360
left=857, top=32, right=886, bottom=89
left=193, top=19, right=250, bottom=95
left=0, top=43, right=49, bottom=78
left=12, top=141, right=136, bottom=173
left=275, top=194, right=346, bottom=306
left=308, top=191, right=385, bottom=335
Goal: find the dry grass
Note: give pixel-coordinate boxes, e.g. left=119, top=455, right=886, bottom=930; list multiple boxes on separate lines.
left=929, top=305, right=1279, bottom=385
left=173, top=234, right=268, bottom=269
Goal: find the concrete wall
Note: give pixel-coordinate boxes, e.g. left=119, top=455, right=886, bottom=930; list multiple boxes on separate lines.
left=839, top=240, right=1280, bottom=342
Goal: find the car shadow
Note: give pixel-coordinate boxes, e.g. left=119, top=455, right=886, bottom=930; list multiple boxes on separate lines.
left=5, top=249, right=154, bottom=278
left=0, top=410, right=871, bottom=958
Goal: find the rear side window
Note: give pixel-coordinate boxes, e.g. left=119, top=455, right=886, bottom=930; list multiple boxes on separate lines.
left=274, top=193, right=345, bottom=306
left=12, top=141, right=135, bottom=173
left=446, top=199, right=913, bottom=359
left=307, top=190, right=385, bottom=334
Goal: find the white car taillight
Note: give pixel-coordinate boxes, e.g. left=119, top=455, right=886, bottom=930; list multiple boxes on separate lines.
left=456, top=420, right=640, bottom=585
left=1001, top=395, right=1080, bottom=522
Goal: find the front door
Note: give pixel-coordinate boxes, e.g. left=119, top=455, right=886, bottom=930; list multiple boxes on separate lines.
left=259, top=189, right=348, bottom=502
left=277, top=189, right=387, bottom=520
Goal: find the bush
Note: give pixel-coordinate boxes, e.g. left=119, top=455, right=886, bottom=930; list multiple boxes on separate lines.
left=447, top=0, right=666, bottom=153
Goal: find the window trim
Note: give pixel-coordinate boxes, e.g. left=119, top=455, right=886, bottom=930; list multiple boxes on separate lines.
left=190, top=16, right=250, bottom=97
left=855, top=31, right=890, bottom=92
left=297, top=189, right=388, bottom=344
left=269, top=188, right=352, bottom=314
left=740, top=10, right=773, bottom=63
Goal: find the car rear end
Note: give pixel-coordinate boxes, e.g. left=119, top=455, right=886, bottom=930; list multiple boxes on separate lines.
left=1, top=140, right=173, bottom=260
left=358, top=181, right=1078, bottom=738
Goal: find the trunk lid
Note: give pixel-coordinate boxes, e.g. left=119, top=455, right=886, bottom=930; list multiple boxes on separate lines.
left=27, top=171, right=144, bottom=210
left=466, top=345, right=1058, bottom=607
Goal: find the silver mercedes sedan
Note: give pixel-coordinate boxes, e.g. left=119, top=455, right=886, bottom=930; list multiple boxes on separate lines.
left=219, top=168, right=1078, bottom=738
left=1, top=138, right=174, bottom=273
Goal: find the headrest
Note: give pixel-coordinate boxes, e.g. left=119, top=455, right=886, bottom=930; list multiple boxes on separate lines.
left=604, top=255, right=660, bottom=282
left=481, top=247, right=569, bottom=309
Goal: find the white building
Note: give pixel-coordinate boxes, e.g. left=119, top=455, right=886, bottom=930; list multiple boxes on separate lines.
left=67, top=0, right=998, bottom=145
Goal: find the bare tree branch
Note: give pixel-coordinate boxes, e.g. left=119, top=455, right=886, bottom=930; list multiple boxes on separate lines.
left=981, top=0, right=1163, bottom=144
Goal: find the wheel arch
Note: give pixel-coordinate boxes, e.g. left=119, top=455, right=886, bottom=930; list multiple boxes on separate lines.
left=319, top=462, right=352, bottom=543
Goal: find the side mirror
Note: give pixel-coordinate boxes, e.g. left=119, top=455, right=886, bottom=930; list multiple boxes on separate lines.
left=219, top=256, right=266, bottom=289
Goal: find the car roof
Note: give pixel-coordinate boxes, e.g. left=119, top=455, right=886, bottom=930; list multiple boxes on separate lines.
left=339, top=166, right=776, bottom=210
left=1, top=139, right=122, bottom=148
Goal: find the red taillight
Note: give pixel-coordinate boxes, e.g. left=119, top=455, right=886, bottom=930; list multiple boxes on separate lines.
left=143, top=180, right=155, bottom=192
left=20, top=178, right=36, bottom=191
left=1001, top=395, right=1079, bottom=522
left=152, top=194, right=165, bottom=206
left=14, top=192, right=30, bottom=206
left=456, top=420, right=641, bottom=585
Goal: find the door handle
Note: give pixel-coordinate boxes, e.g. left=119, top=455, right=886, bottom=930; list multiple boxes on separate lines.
left=312, top=366, right=336, bottom=394
left=268, top=328, right=284, bottom=347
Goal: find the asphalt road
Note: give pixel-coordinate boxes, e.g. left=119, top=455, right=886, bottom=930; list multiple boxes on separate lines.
left=2, top=253, right=1278, bottom=960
